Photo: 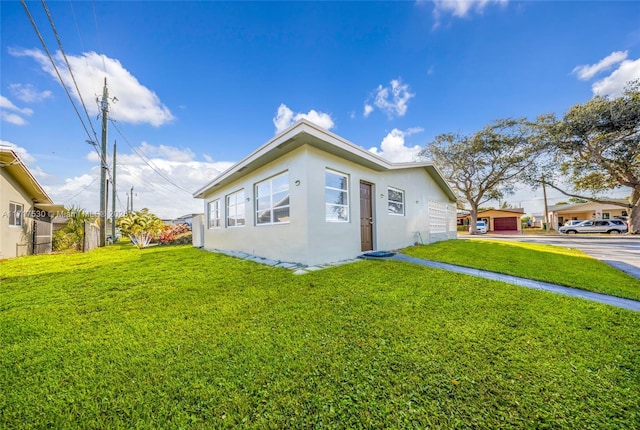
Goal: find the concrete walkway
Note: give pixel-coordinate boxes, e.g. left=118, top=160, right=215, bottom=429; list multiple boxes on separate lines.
left=390, top=253, right=640, bottom=313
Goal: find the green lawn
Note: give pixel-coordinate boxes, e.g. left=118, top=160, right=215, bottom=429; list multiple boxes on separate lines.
left=404, top=239, right=640, bottom=302
left=1, top=244, right=639, bottom=428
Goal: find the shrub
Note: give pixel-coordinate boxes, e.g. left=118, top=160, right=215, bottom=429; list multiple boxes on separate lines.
left=117, top=210, right=165, bottom=249
left=159, top=224, right=191, bottom=245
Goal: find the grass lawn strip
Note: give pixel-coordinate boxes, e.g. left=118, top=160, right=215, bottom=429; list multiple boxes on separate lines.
left=1, top=244, right=639, bottom=428
left=404, top=239, right=640, bottom=302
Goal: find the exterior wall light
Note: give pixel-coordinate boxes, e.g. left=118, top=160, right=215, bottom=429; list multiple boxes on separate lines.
left=295, top=180, right=301, bottom=186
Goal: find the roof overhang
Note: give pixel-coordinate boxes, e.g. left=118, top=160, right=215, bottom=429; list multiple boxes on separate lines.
left=34, top=203, right=66, bottom=213
left=193, top=120, right=457, bottom=201
left=1, top=147, right=56, bottom=206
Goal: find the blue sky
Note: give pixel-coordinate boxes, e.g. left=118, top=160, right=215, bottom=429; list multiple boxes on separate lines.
left=2, top=1, right=639, bottom=218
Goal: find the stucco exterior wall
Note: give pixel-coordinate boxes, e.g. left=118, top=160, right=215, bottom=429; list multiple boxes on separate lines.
left=0, top=169, right=33, bottom=259
left=202, top=146, right=311, bottom=264
left=201, top=143, right=456, bottom=266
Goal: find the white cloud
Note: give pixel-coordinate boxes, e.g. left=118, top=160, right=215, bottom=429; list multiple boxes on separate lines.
left=9, top=48, right=174, bottom=127
left=572, top=51, right=628, bottom=81
left=363, top=104, right=374, bottom=118
left=9, top=83, right=52, bottom=103
left=1, top=138, right=232, bottom=219
left=571, top=51, right=640, bottom=98
left=592, top=57, right=640, bottom=98
left=364, top=79, right=414, bottom=119
left=431, top=0, right=508, bottom=28
left=0, top=112, right=28, bottom=126
left=0, top=95, right=34, bottom=125
left=0, top=139, right=36, bottom=164
left=51, top=142, right=235, bottom=219
left=273, top=103, right=335, bottom=134
left=138, top=142, right=195, bottom=162
left=368, top=127, right=424, bottom=162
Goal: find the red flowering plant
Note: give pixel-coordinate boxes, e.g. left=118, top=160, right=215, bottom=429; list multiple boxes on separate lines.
left=159, top=224, right=191, bottom=245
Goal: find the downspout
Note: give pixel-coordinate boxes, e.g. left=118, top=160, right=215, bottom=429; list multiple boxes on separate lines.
left=31, top=216, right=36, bottom=255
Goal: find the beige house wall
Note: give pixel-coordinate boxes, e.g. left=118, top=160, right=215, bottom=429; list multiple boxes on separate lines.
left=0, top=168, right=34, bottom=259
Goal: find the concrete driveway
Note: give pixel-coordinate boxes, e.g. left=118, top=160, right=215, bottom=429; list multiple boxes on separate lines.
left=461, top=234, right=640, bottom=280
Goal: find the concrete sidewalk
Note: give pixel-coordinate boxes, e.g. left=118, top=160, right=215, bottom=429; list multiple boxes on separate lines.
left=390, top=253, right=640, bottom=312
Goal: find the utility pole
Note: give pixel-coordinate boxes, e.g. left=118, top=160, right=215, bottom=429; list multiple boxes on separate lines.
left=111, top=140, right=117, bottom=242
left=99, top=78, right=109, bottom=247
left=130, top=186, right=134, bottom=212
left=542, top=174, right=550, bottom=233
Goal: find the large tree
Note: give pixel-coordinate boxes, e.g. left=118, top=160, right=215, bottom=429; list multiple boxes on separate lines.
left=540, top=80, right=640, bottom=233
left=422, top=118, right=543, bottom=234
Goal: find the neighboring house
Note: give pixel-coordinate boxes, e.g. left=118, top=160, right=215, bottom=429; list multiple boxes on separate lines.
left=0, top=147, right=63, bottom=259
left=164, top=213, right=200, bottom=229
left=529, top=214, right=544, bottom=228
left=461, top=208, right=525, bottom=233
left=193, top=120, right=458, bottom=266
left=456, top=209, right=470, bottom=226
left=548, top=200, right=630, bottom=230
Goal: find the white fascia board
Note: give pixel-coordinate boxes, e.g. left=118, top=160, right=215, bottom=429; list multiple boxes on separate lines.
left=193, top=119, right=393, bottom=198
left=1, top=147, right=55, bottom=205
left=193, top=119, right=457, bottom=202
left=193, top=122, right=306, bottom=198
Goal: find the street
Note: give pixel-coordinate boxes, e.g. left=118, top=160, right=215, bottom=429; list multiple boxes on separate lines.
left=461, top=234, right=640, bottom=280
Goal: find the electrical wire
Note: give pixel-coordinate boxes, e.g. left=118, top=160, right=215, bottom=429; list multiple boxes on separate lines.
left=110, top=120, right=194, bottom=195
left=63, top=175, right=99, bottom=204
left=41, top=0, right=100, bottom=147
left=20, top=0, right=96, bottom=149
left=68, top=0, right=85, bottom=55
left=91, top=0, right=107, bottom=73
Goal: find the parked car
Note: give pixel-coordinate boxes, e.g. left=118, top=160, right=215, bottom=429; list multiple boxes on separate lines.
left=470, top=220, right=488, bottom=234
left=563, top=220, right=585, bottom=227
left=559, top=219, right=628, bottom=235
left=614, top=215, right=630, bottom=228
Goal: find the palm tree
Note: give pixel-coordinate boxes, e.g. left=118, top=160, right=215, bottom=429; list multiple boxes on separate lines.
left=117, top=209, right=165, bottom=248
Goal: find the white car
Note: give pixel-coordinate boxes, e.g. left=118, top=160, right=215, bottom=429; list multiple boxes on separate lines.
left=470, top=220, right=488, bottom=234
left=559, top=219, right=628, bottom=234
left=563, top=220, right=584, bottom=227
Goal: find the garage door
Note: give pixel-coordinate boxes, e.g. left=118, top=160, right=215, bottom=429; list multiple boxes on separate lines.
left=494, top=217, right=518, bottom=231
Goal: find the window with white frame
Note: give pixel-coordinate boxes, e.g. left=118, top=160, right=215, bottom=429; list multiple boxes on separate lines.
left=325, top=169, right=349, bottom=222
left=602, top=212, right=610, bottom=219
left=226, top=189, right=245, bottom=227
left=207, top=200, right=221, bottom=229
left=388, top=187, right=405, bottom=215
left=9, top=202, right=23, bottom=227
left=256, top=172, right=290, bottom=225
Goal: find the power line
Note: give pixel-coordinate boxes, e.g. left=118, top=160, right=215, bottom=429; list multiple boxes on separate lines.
left=20, top=0, right=96, bottom=148
left=110, top=120, right=194, bottom=195
left=41, top=0, right=100, bottom=146
left=63, top=175, right=99, bottom=204
left=91, top=0, right=107, bottom=73
left=68, top=0, right=85, bottom=55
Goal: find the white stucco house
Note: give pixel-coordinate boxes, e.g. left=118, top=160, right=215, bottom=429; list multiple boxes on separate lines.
left=193, top=120, right=458, bottom=266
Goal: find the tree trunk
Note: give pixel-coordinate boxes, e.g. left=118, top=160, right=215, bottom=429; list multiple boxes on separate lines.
left=469, top=203, right=479, bottom=235
left=629, top=187, right=640, bottom=234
